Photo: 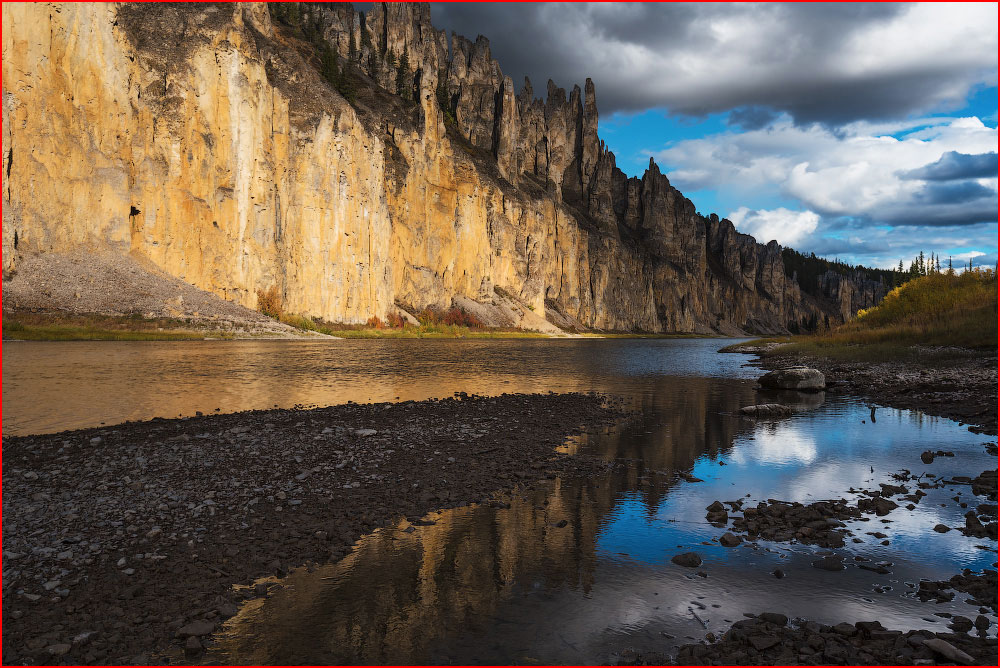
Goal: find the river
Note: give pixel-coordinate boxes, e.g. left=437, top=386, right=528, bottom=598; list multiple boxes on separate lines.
left=2, top=338, right=995, bottom=663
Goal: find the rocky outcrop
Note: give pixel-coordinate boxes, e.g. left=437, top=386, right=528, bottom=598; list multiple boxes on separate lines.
left=1, top=2, right=886, bottom=333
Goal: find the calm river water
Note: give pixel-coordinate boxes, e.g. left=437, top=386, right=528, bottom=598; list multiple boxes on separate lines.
left=2, top=339, right=995, bottom=664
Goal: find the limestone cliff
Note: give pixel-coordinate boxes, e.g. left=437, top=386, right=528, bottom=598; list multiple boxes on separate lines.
left=1, top=2, right=886, bottom=333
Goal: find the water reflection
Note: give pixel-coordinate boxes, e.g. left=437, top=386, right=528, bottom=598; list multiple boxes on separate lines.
left=202, top=380, right=995, bottom=665
left=2, top=339, right=758, bottom=435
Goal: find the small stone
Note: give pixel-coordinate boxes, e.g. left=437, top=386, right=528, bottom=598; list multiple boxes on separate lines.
left=354, top=429, right=377, bottom=437
left=949, top=616, right=974, bottom=632
left=974, top=615, right=990, bottom=630
left=184, top=636, right=203, bottom=656
left=178, top=620, right=216, bottom=637
left=812, top=556, right=845, bottom=571
left=90, top=437, right=103, bottom=446
left=923, top=638, right=975, bottom=664
left=671, top=552, right=702, bottom=568
left=748, top=634, right=781, bottom=650
left=46, top=644, right=72, bottom=657
left=921, top=451, right=935, bottom=464
left=719, top=532, right=741, bottom=547
left=832, top=622, right=857, bottom=636
left=759, top=612, right=788, bottom=626
left=217, top=603, right=239, bottom=618
left=772, top=568, right=785, bottom=579
left=933, top=524, right=951, bottom=533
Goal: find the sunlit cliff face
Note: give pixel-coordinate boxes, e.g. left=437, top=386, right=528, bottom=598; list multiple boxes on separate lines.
left=1, top=2, right=884, bottom=333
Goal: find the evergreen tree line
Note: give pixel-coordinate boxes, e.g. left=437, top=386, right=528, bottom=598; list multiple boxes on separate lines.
left=896, top=251, right=976, bottom=278
left=781, top=247, right=979, bottom=299
left=781, top=247, right=899, bottom=297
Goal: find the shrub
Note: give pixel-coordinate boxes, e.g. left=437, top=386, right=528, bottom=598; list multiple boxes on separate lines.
left=386, top=312, right=406, bottom=328
left=366, top=315, right=384, bottom=329
left=256, top=286, right=283, bottom=319
left=440, top=307, right=485, bottom=328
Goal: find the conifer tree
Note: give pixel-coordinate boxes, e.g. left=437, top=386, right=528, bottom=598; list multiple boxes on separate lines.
left=320, top=45, right=338, bottom=86
left=396, top=47, right=410, bottom=99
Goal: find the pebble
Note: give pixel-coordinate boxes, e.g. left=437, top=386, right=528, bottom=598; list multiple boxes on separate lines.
left=46, top=644, right=72, bottom=657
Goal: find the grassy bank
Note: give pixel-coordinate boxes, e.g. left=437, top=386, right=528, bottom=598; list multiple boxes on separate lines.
left=725, top=270, right=997, bottom=360
left=2, top=313, right=233, bottom=341
left=277, top=312, right=549, bottom=338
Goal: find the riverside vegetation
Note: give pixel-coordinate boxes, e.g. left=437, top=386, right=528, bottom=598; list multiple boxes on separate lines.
left=724, top=268, right=997, bottom=360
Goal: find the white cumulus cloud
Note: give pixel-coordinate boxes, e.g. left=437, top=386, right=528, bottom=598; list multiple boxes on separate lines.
left=728, top=207, right=819, bottom=247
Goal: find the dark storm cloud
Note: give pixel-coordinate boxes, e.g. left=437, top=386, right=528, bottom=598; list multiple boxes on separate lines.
left=878, top=201, right=998, bottom=227
left=901, top=151, right=998, bottom=181
left=727, top=106, right=780, bottom=131
left=914, top=180, right=996, bottom=205
left=426, top=2, right=995, bottom=126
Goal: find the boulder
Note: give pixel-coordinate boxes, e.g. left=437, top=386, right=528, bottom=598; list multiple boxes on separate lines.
left=759, top=367, right=825, bottom=391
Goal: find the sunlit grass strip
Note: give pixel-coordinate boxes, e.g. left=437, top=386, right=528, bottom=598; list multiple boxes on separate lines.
left=2, top=322, right=222, bottom=341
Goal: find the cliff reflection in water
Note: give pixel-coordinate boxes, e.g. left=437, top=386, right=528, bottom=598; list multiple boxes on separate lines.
left=204, top=376, right=763, bottom=665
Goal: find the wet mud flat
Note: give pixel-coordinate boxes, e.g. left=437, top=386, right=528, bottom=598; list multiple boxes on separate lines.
left=1, top=392, right=626, bottom=665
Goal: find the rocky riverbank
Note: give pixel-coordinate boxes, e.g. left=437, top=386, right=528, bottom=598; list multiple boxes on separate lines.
left=1, top=392, right=626, bottom=664
left=621, top=613, right=998, bottom=665
left=757, top=346, right=997, bottom=435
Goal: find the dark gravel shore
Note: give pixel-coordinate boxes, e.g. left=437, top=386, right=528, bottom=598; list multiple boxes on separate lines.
left=2, top=392, right=626, bottom=665
left=760, top=348, right=998, bottom=435
left=621, top=613, right=998, bottom=666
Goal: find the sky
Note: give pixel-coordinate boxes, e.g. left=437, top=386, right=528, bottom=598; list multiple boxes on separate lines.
left=426, top=2, right=998, bottom=270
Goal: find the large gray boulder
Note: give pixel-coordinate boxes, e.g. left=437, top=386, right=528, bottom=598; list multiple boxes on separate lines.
left=759, top=367, right=825, bottom=391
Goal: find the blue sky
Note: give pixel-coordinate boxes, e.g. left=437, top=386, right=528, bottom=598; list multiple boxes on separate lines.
left=598, top=86, right=997, bottom=268
left=431, top=2, right=998, bottom=270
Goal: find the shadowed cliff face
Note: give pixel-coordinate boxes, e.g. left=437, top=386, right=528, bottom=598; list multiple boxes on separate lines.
left=0, top=2, right=885, bottom=333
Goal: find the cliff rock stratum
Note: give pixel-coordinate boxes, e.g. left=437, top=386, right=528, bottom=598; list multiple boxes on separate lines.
left=1, top=2, right=888, bottom=334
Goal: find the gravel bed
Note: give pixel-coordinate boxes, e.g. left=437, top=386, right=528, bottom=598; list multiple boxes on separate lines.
left=2, top=392, right=626, bottom=664
left=621, top=613, right=998, bottom=665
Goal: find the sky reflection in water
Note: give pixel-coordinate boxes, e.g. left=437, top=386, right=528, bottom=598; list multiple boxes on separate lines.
left=132, top=339, right=998, bottom=665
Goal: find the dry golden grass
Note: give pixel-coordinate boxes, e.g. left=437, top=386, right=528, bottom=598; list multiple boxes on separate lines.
left=769, top=270, right=996, bottom=360
left=723, top=269, right=997, bottom=361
